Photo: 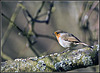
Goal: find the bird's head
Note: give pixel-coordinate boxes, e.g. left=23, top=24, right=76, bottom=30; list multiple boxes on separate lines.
left=53, top=30, right=66, bottom=39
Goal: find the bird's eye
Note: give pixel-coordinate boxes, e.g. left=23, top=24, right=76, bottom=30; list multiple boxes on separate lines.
left=57, top=32, right=60, bottom=34
left=54, top=32, right=58, bottom=35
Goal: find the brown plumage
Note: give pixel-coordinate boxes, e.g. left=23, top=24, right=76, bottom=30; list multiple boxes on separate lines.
left=54, top=30, right=93, bottom=49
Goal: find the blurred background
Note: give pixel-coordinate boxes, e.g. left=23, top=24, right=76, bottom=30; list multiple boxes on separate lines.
left=1, top=1, right=99, bottom=72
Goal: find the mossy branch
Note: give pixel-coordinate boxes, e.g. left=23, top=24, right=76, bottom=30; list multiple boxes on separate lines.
left=1, top=45, right=99, bottom=72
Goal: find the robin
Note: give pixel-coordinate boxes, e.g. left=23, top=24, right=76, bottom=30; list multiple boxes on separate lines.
left=54, top=30, right=93, bottom=49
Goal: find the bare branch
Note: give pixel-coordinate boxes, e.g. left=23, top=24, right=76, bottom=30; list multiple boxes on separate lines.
left=1, top=3, right=22, bottom=61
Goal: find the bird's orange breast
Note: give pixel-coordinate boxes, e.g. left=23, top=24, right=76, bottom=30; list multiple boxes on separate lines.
left=54, top=32, right=61, bottom=42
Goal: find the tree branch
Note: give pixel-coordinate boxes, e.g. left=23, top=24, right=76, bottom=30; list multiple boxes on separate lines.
left=1, top=3, right=22, bottom=61
left=1, top=45, right=99, bottom=72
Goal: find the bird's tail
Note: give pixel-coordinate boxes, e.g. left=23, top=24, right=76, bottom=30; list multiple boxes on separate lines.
left=76, top=42, right=93, bottom=49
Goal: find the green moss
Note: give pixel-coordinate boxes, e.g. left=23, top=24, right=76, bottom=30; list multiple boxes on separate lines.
left=1, top=45, right=99, bottom=72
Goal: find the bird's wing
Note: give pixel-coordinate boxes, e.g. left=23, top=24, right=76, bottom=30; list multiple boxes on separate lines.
left=62, top=33, right=81, bottom=43
left=70, top=34, right=81, bottom=42
left=67, top=37, right=79, bottom=42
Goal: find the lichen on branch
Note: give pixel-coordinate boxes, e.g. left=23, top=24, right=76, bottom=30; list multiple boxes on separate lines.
left=1, top=45, right=99, bottom=72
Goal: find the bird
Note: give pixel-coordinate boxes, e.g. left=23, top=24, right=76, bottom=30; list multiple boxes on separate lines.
left=54, top=30, right=93, bottom=49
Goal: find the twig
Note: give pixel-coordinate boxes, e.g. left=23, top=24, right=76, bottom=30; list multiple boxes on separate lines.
left=1, top=52, right=13, bottom=61
left=1, top=3, right=21, bottom=61
left=34, top=1, right=54, bottom=24
left=22, top=2, right=56, bottom=41
left=2, top=13, right=26, bottom=36
left=1, top=3, right=21, bottom=49
left=1, top=2, right=55, bottom=61
left=34, top=1, right=45, bottom=19
left=2, top=13, right=57, bottom=57
left=78, top=1, right=99, bottom=45
left=81, top=1, right=99, bottom=25
left=45, top=1, right=54, bottom=24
